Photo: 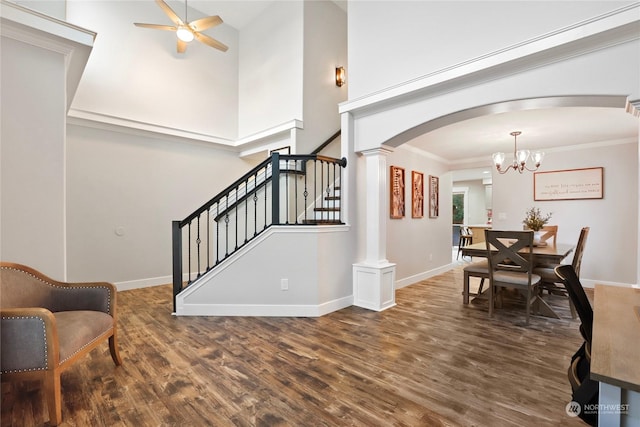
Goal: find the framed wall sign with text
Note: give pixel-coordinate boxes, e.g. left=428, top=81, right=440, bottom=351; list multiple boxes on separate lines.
left=534, top=167, right=603, bottom=201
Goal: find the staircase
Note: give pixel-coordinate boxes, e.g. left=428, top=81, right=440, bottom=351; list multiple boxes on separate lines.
left=172, top=151, right=347, bottom=311
left=304, top=185, right=341, bottom=224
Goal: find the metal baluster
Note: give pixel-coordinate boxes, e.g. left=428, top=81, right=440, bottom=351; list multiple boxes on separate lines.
left=206, top=208, right=210, bottom=272
left=294, top=159, right=299, bottom=224
left=234, top=186, right=238, bottom=250
left=196, top=215, right=201, bottom=276
left=285, top=157, right=289, bottom=224
left=314, top=160, right=317, bottom=223
left=303, top=160, right=309, bottom=222
left=187, top=222, right=191, bottom=283
left=244, top=178, right=248, bottom=244
left=333, top=163, right=342, bottom=222
left=225, top=195, right=230, bottom=256
left=254, top=170, right=259, bottom=236
left=215, top=202, right=220, bottom=265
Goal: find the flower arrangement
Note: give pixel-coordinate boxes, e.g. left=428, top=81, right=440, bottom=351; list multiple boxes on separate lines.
left=522, top=207, right=552, bottom=231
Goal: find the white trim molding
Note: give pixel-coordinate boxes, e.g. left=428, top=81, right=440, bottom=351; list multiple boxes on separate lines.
left=339, top=3, right=640, bottom=117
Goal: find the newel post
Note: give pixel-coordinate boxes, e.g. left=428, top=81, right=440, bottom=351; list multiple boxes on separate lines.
left=271, top=152, right=280, bottom=225
left=172, top=220, right=182, bottom=313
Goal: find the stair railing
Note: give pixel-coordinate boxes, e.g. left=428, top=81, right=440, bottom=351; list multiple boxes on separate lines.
left=172, top=152, right=347, bottom=311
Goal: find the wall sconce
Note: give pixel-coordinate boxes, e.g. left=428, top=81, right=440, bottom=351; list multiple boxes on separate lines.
left=335, top=66, right=346, bottom=87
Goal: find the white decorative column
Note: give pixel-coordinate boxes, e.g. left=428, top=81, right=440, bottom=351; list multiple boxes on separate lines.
left=353, top=147, right=396, bottom=311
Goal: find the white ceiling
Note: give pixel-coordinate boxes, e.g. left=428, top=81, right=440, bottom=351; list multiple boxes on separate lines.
left=409, top=106, right=638, bottom=165
left=188, top=1, right=346, bottom=30
left=188, top=1, right=274, bottom=30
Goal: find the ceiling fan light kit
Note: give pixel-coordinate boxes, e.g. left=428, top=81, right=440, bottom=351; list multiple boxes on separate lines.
left=492, top=131, right=545, bottom=174
left=176, top=26, right=194, bottom=42
left=134, top=0, right=228, bottom=53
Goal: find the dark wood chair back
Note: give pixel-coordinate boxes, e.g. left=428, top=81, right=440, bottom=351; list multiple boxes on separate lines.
left=572, top=227, right=590, bottom=277
left=485, top=230, right=535, bottom=274
left=555, top=264, right=593, bottom=344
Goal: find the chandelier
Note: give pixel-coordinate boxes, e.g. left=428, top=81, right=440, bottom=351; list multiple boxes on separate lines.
left=492, top=131, right=544, bottom=174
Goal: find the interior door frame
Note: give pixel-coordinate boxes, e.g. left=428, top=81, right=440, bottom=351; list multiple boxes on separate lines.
left=452, top=186, right=469, bottom=226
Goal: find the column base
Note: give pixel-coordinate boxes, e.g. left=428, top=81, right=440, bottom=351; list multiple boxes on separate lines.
left=353, top=262, right=396, bottom=311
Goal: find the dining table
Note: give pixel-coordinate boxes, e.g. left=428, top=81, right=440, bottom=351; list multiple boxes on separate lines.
left=590, top=284, right=640, bottom=426
left=460, top=241, right=574, bottom=265
left=460, top=241, right=575, bottom=318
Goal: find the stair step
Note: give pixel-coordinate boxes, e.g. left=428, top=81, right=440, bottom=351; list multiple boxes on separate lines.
left=302, top=219, right=343, bottom=225
left=314, top=207, right=340, bottom=212
left=324, top=196, right=341, bottom=201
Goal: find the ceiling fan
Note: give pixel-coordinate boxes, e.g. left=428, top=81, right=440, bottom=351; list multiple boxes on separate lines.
left=134, top=0, right=228, bottom=53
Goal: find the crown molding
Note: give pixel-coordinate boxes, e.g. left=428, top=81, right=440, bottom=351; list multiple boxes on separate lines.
left=339, top=3, right=640, bottom=117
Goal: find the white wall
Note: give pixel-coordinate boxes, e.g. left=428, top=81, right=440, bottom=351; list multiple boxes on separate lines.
left=345, top=2, right=639, bottom=288
left=492, top=141, right=638, bottom=285
left=66, top=125, right=257, bottom=284
left=177, top=226, right=354, bottom=316
left=347, top=0, right=635, bottom=99
left=383, top=146, right=451, bottom=285
left=66, top=1, right=240, bottom=140
left=0, top=37, right=66, bottom=278
left=238, top=1, right=303, bottom=138
left=15, top=0, right=66, bottom=19
left=298, top=0, right=347, bottom=153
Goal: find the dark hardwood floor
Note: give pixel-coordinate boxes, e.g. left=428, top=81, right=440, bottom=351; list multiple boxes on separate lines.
left=1, top=266, right=588, bottom=426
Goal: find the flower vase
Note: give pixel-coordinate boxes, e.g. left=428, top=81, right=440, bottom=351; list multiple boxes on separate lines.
left=533, top=231, right=544, bottom=246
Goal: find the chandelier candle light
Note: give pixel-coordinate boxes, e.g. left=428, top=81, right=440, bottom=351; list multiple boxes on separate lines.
left=492, top=131, right=545, bottom=174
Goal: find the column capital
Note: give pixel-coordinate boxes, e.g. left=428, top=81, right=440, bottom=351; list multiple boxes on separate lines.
left=359, top=146, right=394, bottom=157
left=626, top=98, right=640, bottom=117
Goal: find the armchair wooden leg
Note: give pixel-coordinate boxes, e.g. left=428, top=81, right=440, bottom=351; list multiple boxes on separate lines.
left=109, top=334, right=123, bottom=366
left=44, top=369, right=62, bottom=426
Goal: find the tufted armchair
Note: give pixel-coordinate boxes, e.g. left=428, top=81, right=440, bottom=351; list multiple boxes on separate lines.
left=0, top=262, right=122, bottom=426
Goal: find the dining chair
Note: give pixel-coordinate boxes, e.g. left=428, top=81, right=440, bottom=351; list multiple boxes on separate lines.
left=485, top=230, right=542, bottom=324
left=533, top=227, right=590, bottom=319
left=523, top=224, right=558, bottom=246
left=456, top=227, right=473, bottom=260
left=555, top=264, right=598, bottom=426
left=462, top=260, right=489, bottom=304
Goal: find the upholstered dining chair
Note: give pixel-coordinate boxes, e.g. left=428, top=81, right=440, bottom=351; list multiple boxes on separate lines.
left=533, top=227, right=590, bottom=319
left=0, top=262, right=123, bottom=426
left=485, top=230, right=542, bottom=325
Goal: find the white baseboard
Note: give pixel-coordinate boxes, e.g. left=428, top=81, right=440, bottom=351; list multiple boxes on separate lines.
left=394, top=263, right=638, bottom=291
left=395, top=263, right=455, bottom=289
left=579, top=278, right=637, bottom=288
left=114, top=275, right=171, bottom=291
left=175, top=295, right=353, bottom=317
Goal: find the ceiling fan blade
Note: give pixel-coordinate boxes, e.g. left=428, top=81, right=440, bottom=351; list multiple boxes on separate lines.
left=194, top=32, right=228, bottom=52
left=177, top=39, right=187, bottom=54
left=189, top=15, right=223, bottom=32
left=155, top=0, right=184, bottom=26
left=134, top=23, right=177, bottom=31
